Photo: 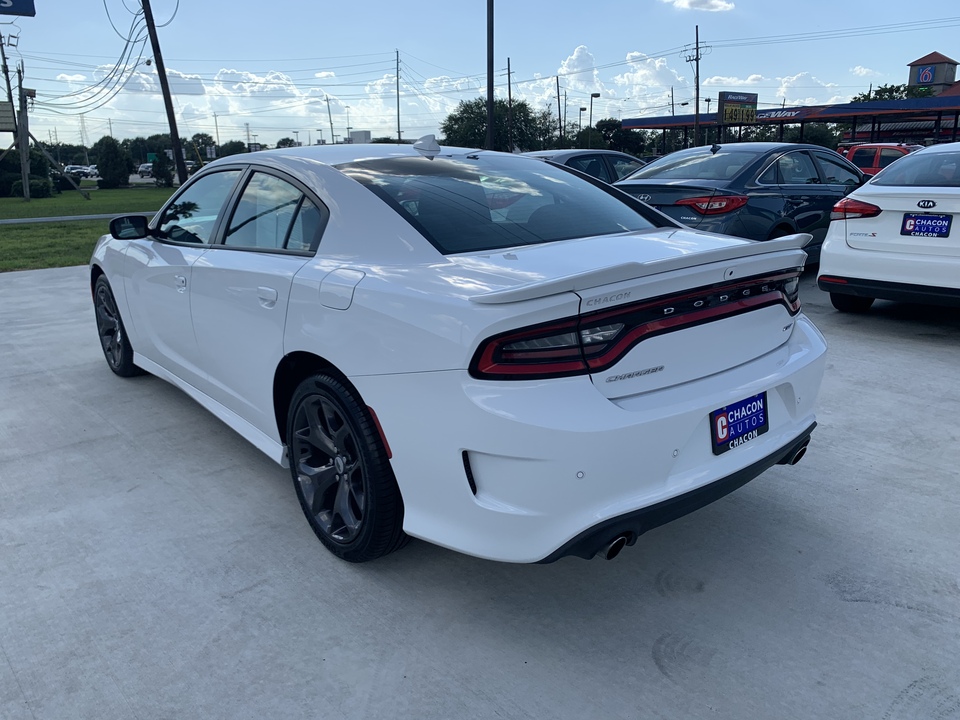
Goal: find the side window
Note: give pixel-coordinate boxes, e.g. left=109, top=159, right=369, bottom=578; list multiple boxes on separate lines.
left=224, top=172, right=303, bottom=250
left=757, top=161, right=779, bottom=185
left=285, top=198, right=323, bottom=252
left=777, top=152, right=820, bottom=185
left=879, top=149, right=905, bottom=169
left=813, top=152, right=861, bottom=186
left=849, top=148, right=876, bottom=169
left=158, top=170, right=242, bottom=244
left=567, top=155, right=613, bottom=183
left=610, top=156, right=644, bottom=180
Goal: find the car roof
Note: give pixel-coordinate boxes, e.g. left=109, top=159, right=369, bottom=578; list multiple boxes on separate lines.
left=214, top=142, right=485, bottom=169
left=522, top=149, right=637, bottom=160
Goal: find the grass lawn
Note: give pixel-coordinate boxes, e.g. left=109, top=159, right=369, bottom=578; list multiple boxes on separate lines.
left=0, top=220, right=109, bottom=272
left=0, top=186, right=174, bottom=220
left=0, top=185, right=177, bottom=272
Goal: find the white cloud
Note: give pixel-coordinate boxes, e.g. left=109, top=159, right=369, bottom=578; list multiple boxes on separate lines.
left=775, top=71, right=845, bottom=106
left=660, top=0, right=735, bottom=11
left=850, top=65, right=879, bottom=77
left=703, top=74, right=765, bottom=86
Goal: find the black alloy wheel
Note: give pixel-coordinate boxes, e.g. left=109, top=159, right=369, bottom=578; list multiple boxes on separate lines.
left=287, top=374, right=407, bottom=562
left=93, top=276, right=142, bottom=377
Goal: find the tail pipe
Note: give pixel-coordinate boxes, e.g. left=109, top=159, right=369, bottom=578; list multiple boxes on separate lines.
left=597, top=534, right=630, bottom=561
left=783, top=439, right=809, bottom=466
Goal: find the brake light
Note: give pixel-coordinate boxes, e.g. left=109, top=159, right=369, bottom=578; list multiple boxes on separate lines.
left=470, top=269, right=803, bottom=380
left=675, top=195, right=749, bottom=215
left=831, top=198, right=882, bottom=220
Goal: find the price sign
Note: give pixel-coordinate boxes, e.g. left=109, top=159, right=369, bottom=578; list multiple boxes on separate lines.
left=717, top=92, right=758, bottom=125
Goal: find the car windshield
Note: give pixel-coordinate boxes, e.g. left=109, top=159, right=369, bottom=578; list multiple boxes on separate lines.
left=870, top=150, right=960, bottom=187
left=336, top=155, right=658, bottom=254
left=624, top=147, right=766, bottom=181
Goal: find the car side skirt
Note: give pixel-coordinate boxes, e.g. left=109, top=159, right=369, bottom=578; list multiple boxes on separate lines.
left=537, top=422, right=816, bottom=563
left=818, top=276, right=960, bottom=308
left=133, top=353, right=288, bottom=466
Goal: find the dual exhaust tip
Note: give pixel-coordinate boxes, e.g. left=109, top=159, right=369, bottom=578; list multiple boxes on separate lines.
left=596, top=439, right=811, bottom=561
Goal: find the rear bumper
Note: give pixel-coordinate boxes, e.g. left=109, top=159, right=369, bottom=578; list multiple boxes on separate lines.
left=818, top=275, right=960, bottom=307
left=352, top=315, right=826, bottom=563
left=818, top=225, right=960, bottom=307
left=538, top=422, right=816, bottom=562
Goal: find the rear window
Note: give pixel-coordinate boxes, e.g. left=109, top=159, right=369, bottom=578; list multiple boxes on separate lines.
left=871, top=151, right=960, bottom=187
left=336, top=155, right=658, bottom=254
left=625, top=147, right=765, bottom=181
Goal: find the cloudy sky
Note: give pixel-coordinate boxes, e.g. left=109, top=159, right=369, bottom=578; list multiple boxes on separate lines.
left=3, top=0, right=960, bottom=148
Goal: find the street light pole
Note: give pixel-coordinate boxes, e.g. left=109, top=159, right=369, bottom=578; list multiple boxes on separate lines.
left=344, top=106, right=351, bottom=143
left=292, top=130, right=300, bottom=146
left=588, top=92, right=600, bottom=148
left=578, top=106, right=586, bottom=141
left=316, top=128, right=324, bottom=145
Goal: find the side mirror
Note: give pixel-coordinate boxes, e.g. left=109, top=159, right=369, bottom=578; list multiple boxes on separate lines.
left=110, top=215, right=151, bottom=240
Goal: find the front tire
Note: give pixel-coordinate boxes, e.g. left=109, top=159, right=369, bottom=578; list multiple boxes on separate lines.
left=830, top=292, right=874, bottom=313
left=93, top=276, right=142, bottom=377
left=287, top=373, right=407, bottom=562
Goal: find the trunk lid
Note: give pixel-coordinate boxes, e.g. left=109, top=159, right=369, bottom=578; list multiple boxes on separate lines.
left=461, top=228, right=809, bottom=398
left=614, top=180, right=736, bottom=228
left=843, top=185, right=960, bottom=257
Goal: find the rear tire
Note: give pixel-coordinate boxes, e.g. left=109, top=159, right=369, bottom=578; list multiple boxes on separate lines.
left=830, top=292, right=874, bottom=313
left=287, top=373, right=407, bottom=562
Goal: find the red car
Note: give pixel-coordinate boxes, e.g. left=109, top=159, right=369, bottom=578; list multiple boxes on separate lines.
left=842, top=143, right=923, bottom=176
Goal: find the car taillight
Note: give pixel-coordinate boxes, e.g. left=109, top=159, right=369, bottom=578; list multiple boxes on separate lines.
left=831, top=197, right=882, bottom=220
left=470, top=269, right=803, bottom=380
left=675, top=195, right=749, bottom=215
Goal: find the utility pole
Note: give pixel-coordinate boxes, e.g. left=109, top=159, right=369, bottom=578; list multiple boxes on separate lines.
left=141, top=0, right=188, bottom=184
left=326, top=97, right=334, bottom=144
left=214, top=112, right=220, bottom=148
left=108, top=118, right=113, bottom=138
left=684, top=25, right=704, bottom=147
left=16, top=64, right=29, bottom=199
left=671, top=86, right=675, bottom=116
left=486, top=0, right=494, bottom=150
left=396, top=49, right=401, bottom=142
left=0, top=31, right=17, bottom=142
left=556, top=77, right=562, bottom=147
left=501, top=58, right=514, bottom=151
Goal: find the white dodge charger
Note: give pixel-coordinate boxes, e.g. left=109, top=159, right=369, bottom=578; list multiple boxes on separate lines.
left=90, top=139, right=826, bottom=563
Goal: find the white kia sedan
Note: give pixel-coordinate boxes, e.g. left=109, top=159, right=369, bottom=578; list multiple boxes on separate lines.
left=91, top=139, right=826, bottom=563
left=819, top=142, right=960, bottom=312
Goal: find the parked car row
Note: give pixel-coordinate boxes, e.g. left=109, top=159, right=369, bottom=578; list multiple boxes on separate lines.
left=63, top=164, right=97, bottom=178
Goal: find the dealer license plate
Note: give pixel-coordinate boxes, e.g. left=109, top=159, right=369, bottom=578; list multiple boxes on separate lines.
left=710, top=392, right=769, bottom=456
left=901, top=213, right=952, bottom=238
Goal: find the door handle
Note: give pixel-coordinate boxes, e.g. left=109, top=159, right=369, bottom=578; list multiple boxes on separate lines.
left=174, top=274, right=187, bottom=293
left=257, top=286, right=279, bottom=308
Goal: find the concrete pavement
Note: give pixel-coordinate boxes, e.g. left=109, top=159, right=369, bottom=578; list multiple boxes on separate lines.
left=1, top=265, right=959, bottom=719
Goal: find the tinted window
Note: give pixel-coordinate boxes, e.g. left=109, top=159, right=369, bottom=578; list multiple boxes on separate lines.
left=879, top=148, right=905, bottom=168
left=159, top=170, right=242, bottom=244
left=610, top=156, right=645, bottom=180
left=849, top=148, right=876, bottom=169
left=776, top=152, right=820, bottom=185
left=566, top=154, right=613, bottom=182
left=337, top=156, right=657, bottom=254
left=628, top=147, right=764, bottom=180
left=872, top=151, right=960, bottom=187
left=225, top=172, right=303, bottom=250
left=813, top=152, right=861, bottom=186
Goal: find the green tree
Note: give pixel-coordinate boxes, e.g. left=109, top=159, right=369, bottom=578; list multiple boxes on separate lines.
left=275, top=137, right=298, bottom=148
left=151, top=152, right=174, bottom=187
left=783, top=123, right=840, bottom=149
left=92, top=136, right=129, bottom=189
left=851, top=83, right=933, bottom=102
left=440, top=98, right=546, bottom=152
left=218, top=140, right=248, bottom=157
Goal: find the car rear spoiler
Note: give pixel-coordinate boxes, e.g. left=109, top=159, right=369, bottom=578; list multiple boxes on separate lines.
left=469, top=233, right=812, bottom=305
